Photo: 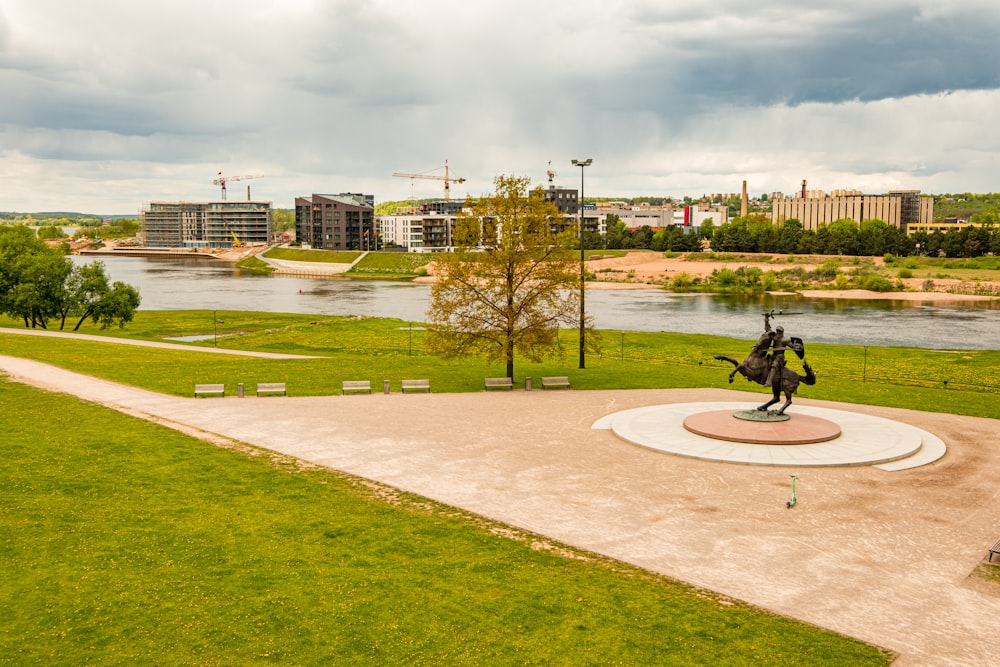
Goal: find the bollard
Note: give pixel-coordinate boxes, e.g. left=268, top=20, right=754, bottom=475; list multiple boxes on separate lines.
left=383, top=380, right=390, bottom=394
left=525, top=377, right=532, bottom=391
left=237, top=382, right=244, bottom=398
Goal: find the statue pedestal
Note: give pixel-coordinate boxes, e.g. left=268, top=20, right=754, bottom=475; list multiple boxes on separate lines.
left=683, top=410, right=841, bottom=445
left=734, top=409, right=789, bottom=423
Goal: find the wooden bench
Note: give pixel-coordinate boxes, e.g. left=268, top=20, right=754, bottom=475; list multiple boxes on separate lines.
left=401, top=379, right=431, bottom=393
left=256, top=382, right=286, bottom=397
left=484, top=377, right=513, bottom=391
left=342, top=380, right=372, bottom=395
left=194, top=383, right=225, bottom=398
left=541, top=376, right=571, bottom=390
left=989, top=538, right=1000, bottom=563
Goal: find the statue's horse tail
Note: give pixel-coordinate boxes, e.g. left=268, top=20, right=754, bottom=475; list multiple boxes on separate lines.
left=800, top=360, right=817, bottom=386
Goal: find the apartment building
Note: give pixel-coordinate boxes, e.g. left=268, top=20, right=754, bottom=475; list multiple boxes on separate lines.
left=595, top=202, right=727, bottom=230
left=295, top=193, right=376, bottom=250
left=141, top=200, right=271, bottom=249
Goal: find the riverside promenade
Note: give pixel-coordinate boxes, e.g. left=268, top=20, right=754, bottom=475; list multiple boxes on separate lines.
left=2, top=333, right=1000, bottom=665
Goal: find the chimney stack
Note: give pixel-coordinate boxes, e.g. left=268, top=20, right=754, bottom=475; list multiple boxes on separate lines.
left=741, top=180, right=747, bottom=217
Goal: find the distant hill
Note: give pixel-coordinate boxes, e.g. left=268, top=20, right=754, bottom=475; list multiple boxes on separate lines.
left=1, top=212, right=138, bottom=221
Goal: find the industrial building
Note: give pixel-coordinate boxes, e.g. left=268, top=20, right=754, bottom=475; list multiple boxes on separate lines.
left=295, top=193, right=376, bottom=251
left=769, top=187, right=932, bottom=231
left=140, top=200, right=271, bottom=249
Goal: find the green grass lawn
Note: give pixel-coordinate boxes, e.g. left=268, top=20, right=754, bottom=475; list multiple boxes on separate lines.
left=1, top=311, right=997, bottom=417
left=0, top=379, right=893, bottom=665
left=348, top=252, right=433, bottom=276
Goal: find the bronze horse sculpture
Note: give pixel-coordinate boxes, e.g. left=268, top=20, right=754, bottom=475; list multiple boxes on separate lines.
left=714, top=313, right=817, bottom=415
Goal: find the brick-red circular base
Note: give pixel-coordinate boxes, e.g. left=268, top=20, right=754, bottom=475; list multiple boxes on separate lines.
left=683, top=410, right=842, bottom=445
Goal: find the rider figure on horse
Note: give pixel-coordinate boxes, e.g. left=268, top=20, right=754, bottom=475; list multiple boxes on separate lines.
left=759, top=310, right=794, bottom=389
left=766, top=325, right=791, bottom=388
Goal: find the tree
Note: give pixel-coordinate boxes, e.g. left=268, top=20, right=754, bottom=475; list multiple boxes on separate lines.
left=0, top=226, right=140, bottom=330
left=0, top=225, right=72, bottom=328
left=427, top=175, right=593, bottom=379
left=59, top=261, right=142, bottom=331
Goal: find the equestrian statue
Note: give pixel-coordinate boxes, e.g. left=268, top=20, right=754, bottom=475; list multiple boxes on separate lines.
left=714, top=310, right=816, bottom=415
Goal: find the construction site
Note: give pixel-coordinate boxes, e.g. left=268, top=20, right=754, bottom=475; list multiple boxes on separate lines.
left=139, top=173, right=271, bottom=251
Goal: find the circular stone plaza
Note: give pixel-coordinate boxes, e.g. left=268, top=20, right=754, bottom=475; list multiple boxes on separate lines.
left=594, top=401, right=946, bottom=470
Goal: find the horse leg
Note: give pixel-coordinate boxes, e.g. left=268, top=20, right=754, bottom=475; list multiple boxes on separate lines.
left=776, top=391, right=793, bottom=415
left=713, top=355, right=741, bottom=383
left=757, top=389, right=781, bottom=411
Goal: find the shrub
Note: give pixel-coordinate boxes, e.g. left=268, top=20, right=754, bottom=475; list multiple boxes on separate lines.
left=713, top=268, right=740, bottom=287
left=898, top=268, right=913, bottom=279
left=860, top=274, right=895, bottom=292
left=670, top=272, right=693, bottom=289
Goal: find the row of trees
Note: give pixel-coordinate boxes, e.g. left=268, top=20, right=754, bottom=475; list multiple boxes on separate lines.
left=0, top=226, right=140, bottom=330
left=709, top=215, right=1000, bottom=258
left=595, top=213, right=1000, bottom=258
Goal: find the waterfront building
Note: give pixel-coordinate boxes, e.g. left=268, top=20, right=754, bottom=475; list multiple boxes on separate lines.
left=141, top=200, right=271, bottom=249
left=378, top=199, right=608, bottom=252
left=770, top=190, right=932, bottom=231
left=295, top=193, right=376, bottom=251
left=378, top=211, right=456, bottom=252
left=594, top=202, right=727, bottom=230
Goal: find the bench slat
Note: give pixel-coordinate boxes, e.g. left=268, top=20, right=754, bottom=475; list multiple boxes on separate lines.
left=194, top=384, right=225, bottom=397
left=256, top=382, right=286, bottom=396
left=342, top=380, right=372, bottom=394
left=484, top=377, right=513, bottom=391
left=541, top=376, right=571, bottom=389
left=401, top=379, right=431, bottom=393
left=990, top=539, right=1000, bottom=562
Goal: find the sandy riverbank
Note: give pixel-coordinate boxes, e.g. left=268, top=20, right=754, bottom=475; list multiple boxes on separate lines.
left=419, top=251, right=999, bottom=302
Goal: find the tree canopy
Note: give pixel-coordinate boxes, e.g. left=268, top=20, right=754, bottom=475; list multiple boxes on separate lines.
left=427, top=175, right=594, bottom=378
left=0, top=225, right=140, bottom=330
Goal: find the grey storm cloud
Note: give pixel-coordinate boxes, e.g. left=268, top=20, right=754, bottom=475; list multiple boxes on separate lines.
left=0, top=0, right=999, bottom=212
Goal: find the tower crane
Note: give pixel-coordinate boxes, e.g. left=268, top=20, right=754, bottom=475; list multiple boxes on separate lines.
left=213, top=172, right=263, bottom=200
left=392, top=160, right=465, bottom=201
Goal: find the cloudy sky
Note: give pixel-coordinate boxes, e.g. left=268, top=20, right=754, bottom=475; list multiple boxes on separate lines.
left=1, top=0, right=999, bottom=214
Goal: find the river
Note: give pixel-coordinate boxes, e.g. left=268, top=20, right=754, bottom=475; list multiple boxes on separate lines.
left=73, top=255, right=1000, bottom=350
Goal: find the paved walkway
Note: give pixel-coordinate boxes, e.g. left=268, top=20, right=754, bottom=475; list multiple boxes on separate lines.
left=0, top=327, right=321, bottom=359
left=2, top=354, right=1000, bottom=665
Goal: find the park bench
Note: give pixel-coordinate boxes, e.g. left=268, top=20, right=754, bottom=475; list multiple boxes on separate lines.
left=194, top=383, right=225, bottom=398
left=989, top=538, right=1000, bottom=563
left=256, top=382, right=287, bottom=397
left=541, top=376, right=571, bottom=390
left=484, top=377, right=513, bottom=391
left=401, top=379, right=431, bottom=393
left=342, top=380, right=372, bottom=395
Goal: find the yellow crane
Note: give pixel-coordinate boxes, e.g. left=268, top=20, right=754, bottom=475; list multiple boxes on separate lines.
left=392, top=160, right=465, bottom=201
left=213, top=172, right=263, bottom=200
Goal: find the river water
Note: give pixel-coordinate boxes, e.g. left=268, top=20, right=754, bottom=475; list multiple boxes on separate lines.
left=73, top=255, right=1000, bottom=350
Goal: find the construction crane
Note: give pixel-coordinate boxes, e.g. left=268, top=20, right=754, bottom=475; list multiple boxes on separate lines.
left=392, top=160, right=465, bottom=201
left=213, top=172, right=263, bottom=200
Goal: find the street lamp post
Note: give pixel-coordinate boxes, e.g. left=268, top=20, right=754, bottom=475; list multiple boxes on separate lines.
left=571, top=158, right=592, bottom=369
